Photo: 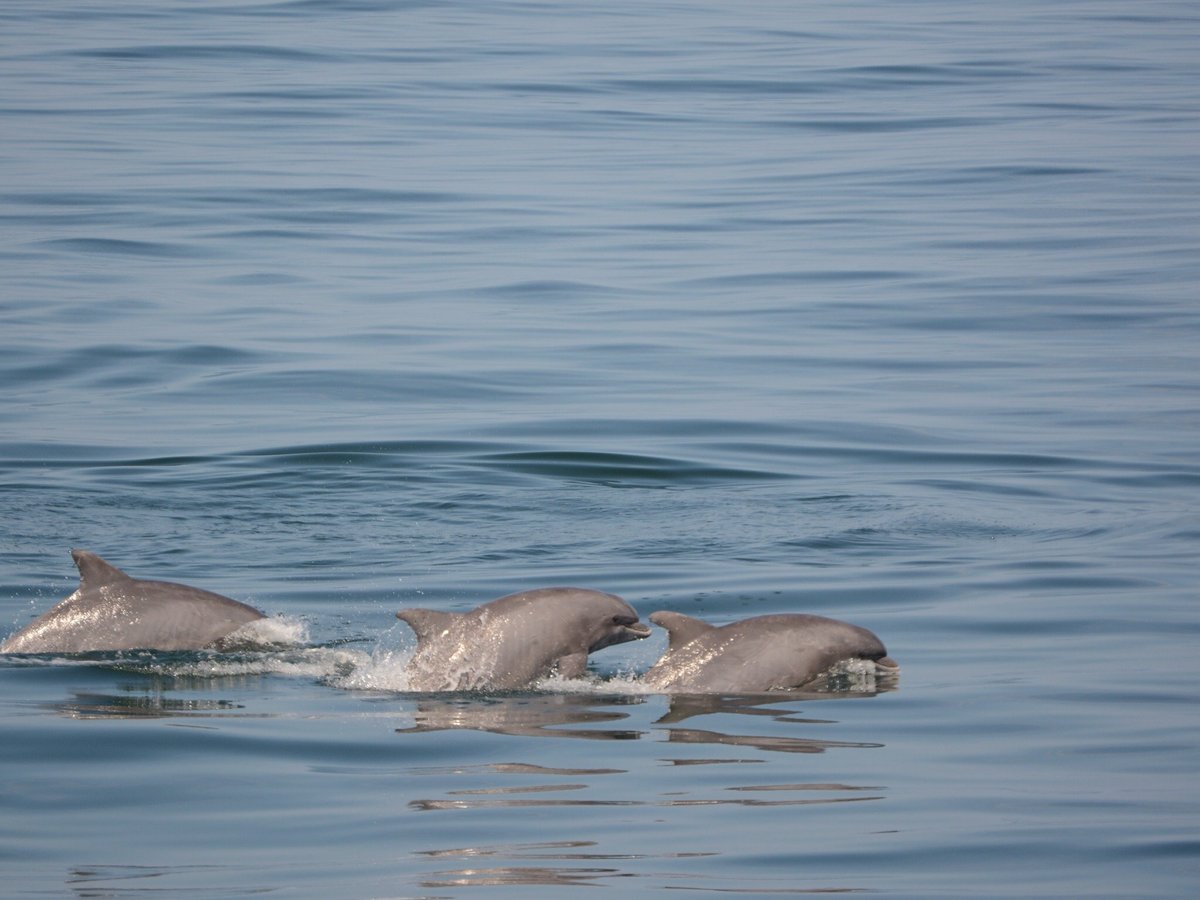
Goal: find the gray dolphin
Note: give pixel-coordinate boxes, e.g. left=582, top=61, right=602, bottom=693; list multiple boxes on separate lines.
left=396, top=587, right=652, bottom=691
left=0, top=550, right=265, bottom=654
left=642, top=611, right=897, bottom=693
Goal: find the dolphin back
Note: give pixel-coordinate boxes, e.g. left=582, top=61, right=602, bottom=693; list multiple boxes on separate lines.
left=644, top=612, right=893, bottom=693
left=396, top=587, right=649, bottom=691
left=0, top=551, right=264, bottom=653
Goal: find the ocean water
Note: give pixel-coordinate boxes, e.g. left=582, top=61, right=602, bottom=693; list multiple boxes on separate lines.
left=2, top=0, right=1198, bottom=896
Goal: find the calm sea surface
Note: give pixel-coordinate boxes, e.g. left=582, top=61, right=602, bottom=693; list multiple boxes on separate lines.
left=2, top=1, right=1198, bottom=896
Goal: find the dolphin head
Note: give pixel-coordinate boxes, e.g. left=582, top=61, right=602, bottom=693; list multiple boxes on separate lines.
left=507, top=587, right=650, bottom=653
left=588, top=605, right=653, bottom=652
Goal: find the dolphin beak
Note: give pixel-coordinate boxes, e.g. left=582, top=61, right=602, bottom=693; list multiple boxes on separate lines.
left=609, top=614, right=652, bottom=643
left=626, top=621, right=652, bottom=639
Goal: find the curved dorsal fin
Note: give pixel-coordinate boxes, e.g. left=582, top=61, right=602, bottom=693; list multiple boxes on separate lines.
left=71, top=549, right=132, bottom=589
left=395, top=608, right=461, bottom=644
left=649, top=611, right=717, bottom=652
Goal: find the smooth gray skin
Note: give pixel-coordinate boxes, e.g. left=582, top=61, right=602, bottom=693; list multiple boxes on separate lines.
left=0, top=550, right=265, bottom=653
left=396, top=587, right=652, bottom=691
left=642, top=611, right=898, bottom=693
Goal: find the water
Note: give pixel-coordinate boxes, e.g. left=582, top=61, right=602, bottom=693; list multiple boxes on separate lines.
left=2, top=0, right=1198, bottom=895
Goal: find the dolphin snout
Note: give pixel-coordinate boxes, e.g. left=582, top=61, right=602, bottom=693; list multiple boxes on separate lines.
left=612, top=613, right=651, bottom=639
left=626, top=621, right=652, bottom=639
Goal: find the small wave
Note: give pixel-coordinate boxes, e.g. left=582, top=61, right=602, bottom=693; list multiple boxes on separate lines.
left=474, top=449, right=788, bottom=486
left=34, top=237, right=214, bottom=259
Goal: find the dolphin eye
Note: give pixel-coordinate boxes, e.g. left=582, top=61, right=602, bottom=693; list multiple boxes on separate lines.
left=612, top=614, right=637, bottom=626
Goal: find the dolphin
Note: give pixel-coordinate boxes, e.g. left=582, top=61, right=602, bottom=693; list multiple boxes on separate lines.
left=642, top=611, right=897, bottom=693
left=396, top=587, right=652, bottom=691
left=0, top=550, right=265, bottom=654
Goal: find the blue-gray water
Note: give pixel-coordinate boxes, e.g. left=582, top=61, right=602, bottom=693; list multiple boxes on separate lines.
left=2, top=1, right=1198, bottom=896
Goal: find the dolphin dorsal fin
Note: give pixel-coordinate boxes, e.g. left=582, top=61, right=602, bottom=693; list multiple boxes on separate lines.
left=70, top=549, right=132, bottom=589
left=395, top=608, right=461, bottom=644
left=649, top=611, right=717, bottom=652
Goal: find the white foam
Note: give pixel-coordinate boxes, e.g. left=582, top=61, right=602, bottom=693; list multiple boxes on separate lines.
left=534, top=670, right=660, bottom=696
left=132, top=646, right=371, bottom=680
left=328, top=646, right=417, bottom=692
left=814, top=657, right=893, bottom=693
left=326, top=647, right=662, bottom=696
left=221, top=614, right=309, bottom=649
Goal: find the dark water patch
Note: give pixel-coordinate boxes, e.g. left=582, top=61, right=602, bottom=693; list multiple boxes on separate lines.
left=211, top=272, right=308, bottom=285
left=908, top=164, right=1111, bottom=185
left=775, top=115, right=987, bottom=132
left=1112, top=838, right=1200, bottom=861
left=602, top=78, right=829, bottom=97
left=199, top=187, right=471, bottom=208
left=69, top=43, right=340, bottom=63
left=972, top=573, right=1157, bottom=593
left=229, top=0, right=447, bottom=18
left=32, top=237, right=215, bottom=259
left=835, top=62, right=1035, bottom=85
left=89, top=454, right=223, bottom=472
left=0, top=443, right=136, bottom=467
left=207, top=86, right=398, bottom=103
left=4, top=343, right=263, bottom=391
left=707, top=441, right=1089, bottom=474
left=474, top=417, right=798, bottom=445
left=209, top=228, right=345, bottom=242
left=1091, top=471, right=1200, bottom=489
left=243, top=440, right=501, bottom=467
left=481, top=279, right=622, bottom=299
left=199, top=368, right=531, bottom=404
left=679, top=269, right=912, bottom=289
left=473, top=450, right=791, bottom=487
left=494, top=81, right=614, bottom=97
left=907, top=478, right=1056, bottom=498
left=781, top=529, right=942, bottom=555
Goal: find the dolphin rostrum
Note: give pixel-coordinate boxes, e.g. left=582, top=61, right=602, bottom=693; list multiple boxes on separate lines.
left=642, top=611, right=897, bottom=693
left=0, top=550, right=265, bottom=653
left=396, top=587, right=652, bottom=691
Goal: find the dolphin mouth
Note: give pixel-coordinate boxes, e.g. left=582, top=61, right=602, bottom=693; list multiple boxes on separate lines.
left=875, top=655, right=900, bottom=671
left=612, top=614, right=652, bottom=640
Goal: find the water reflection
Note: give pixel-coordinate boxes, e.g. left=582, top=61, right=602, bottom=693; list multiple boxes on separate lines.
left=395, top=692, right=646, bottom=740
left=420, top=864, right=624, bottom=888
left=413, top=840, right=716, bottom=889
left=402, top=693, right=888, bottom=815
left=663, top=726, right=882, bottom=755
left=394, top=690, right=889, bottom=756
left=50, top=681, right=256, bottom=720
left=66, top=864, right=245, bottom=898
left=655, top=692, right=839, bottom=724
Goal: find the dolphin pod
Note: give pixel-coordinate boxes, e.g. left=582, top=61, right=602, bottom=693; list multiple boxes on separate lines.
left=2, top=551, right=897, bottom=693
left=0, top=550, right=265, bottom=654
